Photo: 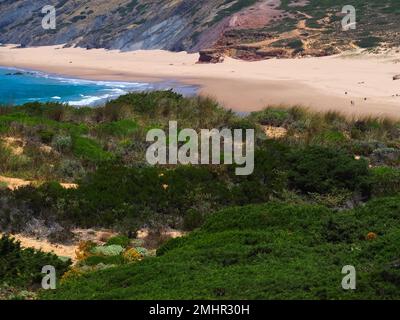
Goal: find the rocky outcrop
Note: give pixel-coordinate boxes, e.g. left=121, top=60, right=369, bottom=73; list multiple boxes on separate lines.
left=198, top=49, right=225, bottom=64
left=255, top=48, right=290, bottom=59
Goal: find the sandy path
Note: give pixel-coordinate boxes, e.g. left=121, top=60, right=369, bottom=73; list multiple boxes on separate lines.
left=0, top=232, right=77, bottom=261
left=0, top=228, right=185, bottom=262
left=0, top=175, right=78, bottom=190
left=0, top=45, right=399, bottom=118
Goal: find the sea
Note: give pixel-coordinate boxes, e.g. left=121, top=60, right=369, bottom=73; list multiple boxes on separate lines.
left=0, top=67, right=198, bottom=106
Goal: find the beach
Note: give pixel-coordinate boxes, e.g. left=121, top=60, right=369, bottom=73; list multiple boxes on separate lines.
left=0, top=44, right=399, bottom=118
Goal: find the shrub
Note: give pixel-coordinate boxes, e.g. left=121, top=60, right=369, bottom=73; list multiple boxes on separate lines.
left=75, top=241, right=97, bottom=261
left=351, top=140, right=386, bottom=156
left=311, top=130, right=348, bottom=145
left=287, top=39, right=303, bottom=50
left=91, top=245, right=124, bottom=257
left=370, top=148, right=400, bottom=166
left=96, top=119, right=138, bottom=137
left=367, top=167, right=400, bottom=197
left=57, top=159, right=85, bottom=180
left=183, top=209, right=205, bottom=231
left=0, top=235, right=71, bottom=288
left=72, top=135, right=113, bottom=162
left=106, top=235, right=131, bottom=248
left=288, top=146, right=370, bottom=195
left=122, top=248, right=142, bottom=262
left=252, top=108, right=291, bottom=127
left=82, top=255, right=125, bottom=266
left=358, top=36, right=381, bottom=48
left=52, top=135, right=72, bottom=153
left=38, top=129, right=55, bottom=144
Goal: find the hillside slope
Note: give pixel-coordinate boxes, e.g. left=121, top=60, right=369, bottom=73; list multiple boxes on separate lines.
left=0, top=0, right=260, bottom=52
left=42, top=198, right=400, bottom=300
left=0, top=1, right=399, bottom=60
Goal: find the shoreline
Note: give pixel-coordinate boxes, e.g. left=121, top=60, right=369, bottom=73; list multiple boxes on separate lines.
left=1, top=45, right=400, bottom=118
left=0, top=65, right=199, bottom=106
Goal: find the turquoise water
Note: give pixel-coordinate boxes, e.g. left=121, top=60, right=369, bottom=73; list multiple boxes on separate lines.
left=0, top=67, right=197, bottom=106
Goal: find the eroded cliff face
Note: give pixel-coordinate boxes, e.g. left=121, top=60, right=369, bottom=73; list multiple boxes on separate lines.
left=0, top=0, right=255, bottom=51
left=0, top=0, right=399, bottom=61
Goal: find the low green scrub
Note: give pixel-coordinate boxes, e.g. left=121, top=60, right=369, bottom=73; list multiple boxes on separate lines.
left=72, top=135, right=113, bottom=162
left=1, top=92, right=400, bottom=300
left=41, top=197, right=400, bottom=299
left=95, top=119, right=138, bottom=137
left=288, top=146, right=370, bottom=195
left=106, top=235, right=132, bottom=248
left=367, top=167, right=400, bottom=197
left=0, top=235, right=71, bottom=289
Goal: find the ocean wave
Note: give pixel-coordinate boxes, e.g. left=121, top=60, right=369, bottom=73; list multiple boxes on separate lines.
left=68, top=94, right=114, bottom=106
left=1, top=66, right=152, bottom=90
left=49, top=75, right=151, bottom=89
left=0, top=66, right=199, bottom=106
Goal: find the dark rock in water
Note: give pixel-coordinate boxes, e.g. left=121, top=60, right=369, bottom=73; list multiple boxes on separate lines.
left=198, top=49, right=224, bottom=64
left=393, top=74, right=400, bottom=80
left=5, top=72, right=24, bottom=76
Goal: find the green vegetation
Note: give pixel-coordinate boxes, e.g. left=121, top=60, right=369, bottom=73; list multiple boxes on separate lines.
left=0, top=92, right=399, bottom=300
left=213, top=0, right=258, bottom=24
left=0, top=235, right=71, bottom=298
left=260, top=0, right=400, bottom=55
left=358, top=36, right=381, bottom=48
left=106, top=235, right=132, bottom=248
left=42, top=197, right=400, bottom=299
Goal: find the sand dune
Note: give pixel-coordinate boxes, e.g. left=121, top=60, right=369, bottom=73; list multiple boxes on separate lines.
left=0, top=45, right=399, bottom=118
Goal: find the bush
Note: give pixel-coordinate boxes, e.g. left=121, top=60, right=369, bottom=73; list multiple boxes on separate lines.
left=106, top=235, right=131, bottom=248
left=0, top=235, right=71, bottom=288
left=82, top=255, right=125, bottom=266
left=38, top=129, right=55, bottom=144
left=358, top=36, right=381, bottom=48
left=52, top=135, right=72, bottom=153
left=72, top=135, right=113, bottom=162
left=351, top=140, right=386, bottom=156
left=251, top=108, right=291, bottom=127
left=367, top=167, right=400, bottom=197
left=183, top=209, right=205, bottom=231
left=288, top=146, right=370, bottom=195
left=96, top=120, right=138, bottom=137
left=91, top=245, right=124, bottom=257
left=57, top=159, right=85, bottom=180
left=370, top=148, right=400, bottom=166
left=287, top=39, right=304, bottom=50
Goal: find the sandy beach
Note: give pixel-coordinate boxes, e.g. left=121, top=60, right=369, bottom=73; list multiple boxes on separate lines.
left=0, top=44, right=399, bottom=118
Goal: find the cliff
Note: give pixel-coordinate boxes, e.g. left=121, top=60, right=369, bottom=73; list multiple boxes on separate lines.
left=0, top=0, right=399, bottom=61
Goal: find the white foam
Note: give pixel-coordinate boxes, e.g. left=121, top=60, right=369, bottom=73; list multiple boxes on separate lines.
left=68, top=94, right=113, bottom=106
